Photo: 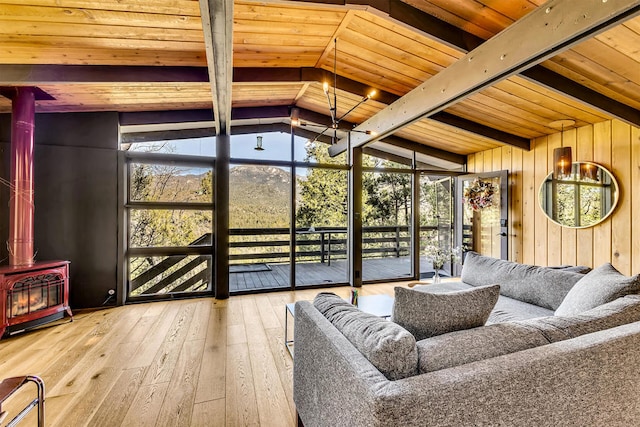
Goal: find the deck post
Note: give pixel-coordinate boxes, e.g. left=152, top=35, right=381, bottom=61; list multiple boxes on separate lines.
left=411, top=158, right=420, bottom=280
left=348, top=137, right=363, bottom=287
left=214, top=133, right=230, bottom=299
left=290, top=126, right=296, bottom=289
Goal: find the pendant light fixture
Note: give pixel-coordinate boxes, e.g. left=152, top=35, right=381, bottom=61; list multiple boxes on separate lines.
left=254, top=118, right=265, bottom=151
left=293, top=39, right=376, bottom=145
left=254, top=135, right=264, bottom=151
left=550, top=119, right=575, bottom=179
left=321, top=38, right=376, bottom=144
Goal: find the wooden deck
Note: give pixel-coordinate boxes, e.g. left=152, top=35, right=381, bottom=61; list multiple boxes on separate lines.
left=0, top=283, right=403, bottom=426
left=230, top=256, right=437, bottom=292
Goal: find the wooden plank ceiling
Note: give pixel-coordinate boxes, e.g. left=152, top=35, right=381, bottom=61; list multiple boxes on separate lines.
left=0, top=0, right=639, bottom=166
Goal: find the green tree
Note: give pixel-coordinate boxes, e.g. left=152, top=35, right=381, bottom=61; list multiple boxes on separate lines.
left=363, top=170, right=411, bottom=226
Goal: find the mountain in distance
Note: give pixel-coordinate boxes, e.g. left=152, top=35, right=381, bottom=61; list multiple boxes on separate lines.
left=230, top=165, right=291, bottom=197
left=229, top=165, right=302, bottom=228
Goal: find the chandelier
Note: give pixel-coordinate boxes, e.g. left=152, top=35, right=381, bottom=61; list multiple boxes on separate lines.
left=298, top=38, right=376, bottom=145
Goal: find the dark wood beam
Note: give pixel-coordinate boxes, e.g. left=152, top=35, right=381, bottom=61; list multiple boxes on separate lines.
left=377, top=136, right=465, bottom=165
left=337, top=0, right=640, bottom=150
left=121, top=127, right=215, bottom=143
left=0, top=86, right=54, bottom=101
left=362, top=147, right=412, bottom=167
left=119, top=110, right=213, bottom=126
left=0, top=65, right=209, bottom=84
left=122, top=122, right=291, bottom=142
left=520, top=67, right=640, bottom=127
left=431, top=112, right=530, bottom=150
left=297, top=107, right=353, bottom=131
left=231, top=106, right=290, bottom=120
left=287, top=0, right=483, bottom=51
left=292, top=127, right=334, bottom=144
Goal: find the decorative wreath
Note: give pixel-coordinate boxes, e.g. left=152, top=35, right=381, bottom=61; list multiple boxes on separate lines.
left=463, top=179, right=496, bottom=211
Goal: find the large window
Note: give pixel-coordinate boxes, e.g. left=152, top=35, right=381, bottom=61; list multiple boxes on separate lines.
left=124, top=155, right=214, bottom=301
left=120, top=128, right=457, bottom=300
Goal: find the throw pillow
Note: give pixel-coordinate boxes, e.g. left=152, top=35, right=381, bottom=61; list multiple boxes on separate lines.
left=313, top=292, right=418, bottom=380
left=461, top=251, right=584, bottom=310
left=555, top=263, right=640, bottom=316
left=392, top=284, right=500, bottom=341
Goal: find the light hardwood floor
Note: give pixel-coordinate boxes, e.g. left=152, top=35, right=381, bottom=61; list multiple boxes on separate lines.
left=0, top=282, right=401, bottom=426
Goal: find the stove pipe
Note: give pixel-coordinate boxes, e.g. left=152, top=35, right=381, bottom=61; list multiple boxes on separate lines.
left=8, top=87, right=35, bottom=266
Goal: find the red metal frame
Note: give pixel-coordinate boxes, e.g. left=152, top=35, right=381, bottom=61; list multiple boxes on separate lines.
left=0, top=261, right=72, bottom=338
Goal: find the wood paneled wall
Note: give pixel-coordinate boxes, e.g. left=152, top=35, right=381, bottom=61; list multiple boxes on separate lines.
left=467, top=119, right=640, bottom=276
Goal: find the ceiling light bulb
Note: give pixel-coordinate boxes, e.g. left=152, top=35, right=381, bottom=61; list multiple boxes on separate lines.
left=323, top=82, right=329, bottom=94
left=367, top=90, right=376, bottom=99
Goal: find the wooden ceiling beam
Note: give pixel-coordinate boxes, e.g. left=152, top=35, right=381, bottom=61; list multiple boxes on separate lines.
left=520, top=67, right=640, bottom=127
left=231, top=106, right=291, bottom=120
left=121, top=127, right=215, bottom=143
left=0, top=65, right=209, bottom=84
left=288, top=0, right=640, bottom=131
left=331, top=0, right=640, bottom=152
left=377, top=135, right=465, bottom=165
left=120, top=109, right=213, bottom=126
left=361, top=147, right=412, bottom=167
left=200, top=0, right=233, bottom=135
left=430, top=112, right=529, bottom=150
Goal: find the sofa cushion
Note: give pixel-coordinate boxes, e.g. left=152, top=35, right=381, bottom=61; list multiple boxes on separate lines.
left=313, top=292, right=418, bottom=380
left=416, top=322, right=550, bottom=373
left=417, top=296, right=640, bottom=374
left=461, top=251, right=585, bottom=310
left=414, top=281, right=555, bottom=324
left=392, top=285, right=499, bottom=341
left=541, top=295, right=640, bottom=337
left=547, top=265, right=592, bottom=274
left=487, top=294, right=555, bottom=324
left=555, top=263, right=640, bottom=316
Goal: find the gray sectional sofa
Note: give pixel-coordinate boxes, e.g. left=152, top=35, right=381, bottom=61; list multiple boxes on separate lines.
left=293, top=252, right=640, bottom=426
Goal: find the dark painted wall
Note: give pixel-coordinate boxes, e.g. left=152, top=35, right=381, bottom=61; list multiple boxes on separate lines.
left=0, top=112, right=118, bottom=309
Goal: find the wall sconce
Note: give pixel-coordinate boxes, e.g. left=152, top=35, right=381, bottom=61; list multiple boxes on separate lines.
left=550, top=119, right=575, bottom=179
left=254, top=135, right=264, bottom=151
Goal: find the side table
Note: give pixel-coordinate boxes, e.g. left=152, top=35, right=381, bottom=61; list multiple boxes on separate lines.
left=284, top=294, right=394, bottom=357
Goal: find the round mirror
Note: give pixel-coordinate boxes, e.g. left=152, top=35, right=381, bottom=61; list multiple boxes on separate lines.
left=539, top=162, right=619, bottom=228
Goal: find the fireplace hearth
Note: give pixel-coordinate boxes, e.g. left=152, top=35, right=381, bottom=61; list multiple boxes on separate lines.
left=1, top=261, right=72, bottom=337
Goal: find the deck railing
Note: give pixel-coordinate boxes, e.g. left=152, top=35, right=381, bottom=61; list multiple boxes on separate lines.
left=230, top=225, right=441, bottom=265
left=130, top=225, right=445, bottom=296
